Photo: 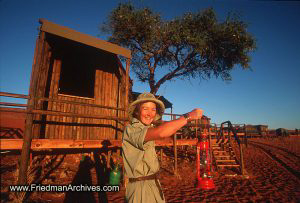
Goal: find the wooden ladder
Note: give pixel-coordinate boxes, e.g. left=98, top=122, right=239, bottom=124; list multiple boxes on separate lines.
left=211, top=140, right=241, bottom=173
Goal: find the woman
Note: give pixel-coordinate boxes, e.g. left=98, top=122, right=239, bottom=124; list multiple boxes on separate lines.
left=122, top=92, right=203, bottom=203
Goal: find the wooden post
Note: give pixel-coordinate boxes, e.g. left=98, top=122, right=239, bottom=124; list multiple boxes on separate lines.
left=220, top=123, right=224, bottom=150
left=240, top=143, right=245, bottom=175
left=125, top=58, right=131, bottom=116
left=208, top=126, right=213, bottom=168
left=173, top=112, right=178, bottom=174
left=173, top=133, right=177, bottom=175
left=229, top=124, right=231, bottom=143
left=18, top=32, right=45, bottom=185
left=123, top=58, right=130, bottom=187
left=32, top=41, right=51, bottom=138
left=195, top=119, right=198, bottom=140
left=17, top=85, right=35, bottom=184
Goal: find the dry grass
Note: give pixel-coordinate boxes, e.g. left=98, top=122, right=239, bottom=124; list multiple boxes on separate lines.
left=253, top=136, right=300, bottom=155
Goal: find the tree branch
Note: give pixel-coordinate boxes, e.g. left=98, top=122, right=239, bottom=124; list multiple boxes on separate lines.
left=155, top=49, right=196, bottom=90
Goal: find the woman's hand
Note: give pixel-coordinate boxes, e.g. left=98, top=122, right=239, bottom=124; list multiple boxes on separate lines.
left=188, top=108, right=203, bottom=120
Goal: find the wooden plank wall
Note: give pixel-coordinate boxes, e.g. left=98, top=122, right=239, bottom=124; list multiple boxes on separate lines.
left=43, top=56, right=128, bottom=140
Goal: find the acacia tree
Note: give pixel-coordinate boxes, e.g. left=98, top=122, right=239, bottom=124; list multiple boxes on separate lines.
left=101, top=3, right=256, bottom=94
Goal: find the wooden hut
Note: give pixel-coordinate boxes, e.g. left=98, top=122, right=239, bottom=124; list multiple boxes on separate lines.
left=31, top=19, right=132, bottom=141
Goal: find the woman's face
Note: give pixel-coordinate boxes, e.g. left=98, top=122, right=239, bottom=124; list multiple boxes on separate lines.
left=138, top=102, right=157, bottom=126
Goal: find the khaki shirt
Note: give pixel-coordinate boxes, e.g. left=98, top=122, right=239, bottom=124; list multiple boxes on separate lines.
left=122, top=118, right=165, bottom=203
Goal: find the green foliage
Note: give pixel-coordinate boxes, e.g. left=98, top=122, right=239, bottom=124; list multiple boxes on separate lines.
left=101, top=3, right=256, bottom=94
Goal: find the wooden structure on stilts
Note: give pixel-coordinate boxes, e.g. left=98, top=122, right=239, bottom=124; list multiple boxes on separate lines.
left=2, top=19, right=133, bottom=185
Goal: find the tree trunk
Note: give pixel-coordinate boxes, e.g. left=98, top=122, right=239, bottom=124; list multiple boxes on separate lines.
left=150, top=86, right=158, bottom=95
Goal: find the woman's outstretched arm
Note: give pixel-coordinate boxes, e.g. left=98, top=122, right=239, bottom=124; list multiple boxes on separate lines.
left=144, top=108, right=203, bottom=142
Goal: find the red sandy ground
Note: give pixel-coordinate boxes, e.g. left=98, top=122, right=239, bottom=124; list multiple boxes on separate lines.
left=1, top=137, right=300, bottom=202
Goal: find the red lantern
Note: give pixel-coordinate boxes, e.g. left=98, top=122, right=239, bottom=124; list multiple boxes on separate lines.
left=196, top=133, right=216, bottom=190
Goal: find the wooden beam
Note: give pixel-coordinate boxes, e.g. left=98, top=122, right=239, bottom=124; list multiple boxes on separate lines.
left=1, top=139, right=121, bottom=150
left=0, top=102, right=27, bottom=107
left=164, top=112, right=182, bottom=117
left=37, top=96, right=126, bottom=111
left=0, top=108, right=129, bottom=121
left=174, top=133, right=178, bottom=175
left=156, top=139, right=198, bottom=146
left=18, top=32, right=45, bottom=185
left=0, top=92, right=29, bottom=99
left=0, top=139, right=198, bottom=150
left=0, top=92, right=127, bottom=112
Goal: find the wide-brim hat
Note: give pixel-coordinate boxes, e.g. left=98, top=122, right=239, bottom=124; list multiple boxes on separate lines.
left=128, top=92, right=165, bottom=121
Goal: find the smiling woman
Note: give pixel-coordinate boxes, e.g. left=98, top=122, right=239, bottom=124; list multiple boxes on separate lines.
left=134, top=102, right=157, bottom=126
left=122, top=92, right=203, bottom=203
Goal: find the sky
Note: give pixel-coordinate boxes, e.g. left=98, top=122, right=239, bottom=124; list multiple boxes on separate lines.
left=0, top=0, right=299, bottom=130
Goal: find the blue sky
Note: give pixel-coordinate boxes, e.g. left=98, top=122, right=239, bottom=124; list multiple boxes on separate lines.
left=0, top=0, right=299, bottom=129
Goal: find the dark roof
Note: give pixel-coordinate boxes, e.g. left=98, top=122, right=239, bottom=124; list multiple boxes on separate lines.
left=39, top=19, right=131, bottom=58
left=132, top=92, right=173, bottom=109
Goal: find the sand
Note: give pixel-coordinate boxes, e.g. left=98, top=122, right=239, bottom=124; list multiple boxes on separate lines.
left=1, top=136, right=300, bottom=202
